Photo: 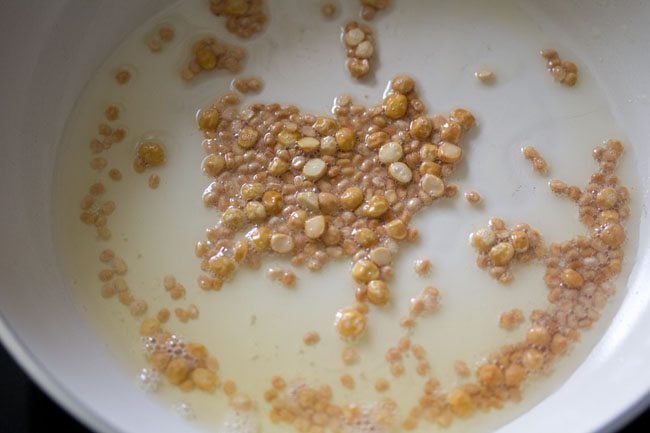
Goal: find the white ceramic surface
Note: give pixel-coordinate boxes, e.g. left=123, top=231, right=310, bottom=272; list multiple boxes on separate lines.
left=1, top=1, right=649, bottom=433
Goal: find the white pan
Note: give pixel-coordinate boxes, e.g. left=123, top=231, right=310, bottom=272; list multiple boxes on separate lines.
left=1, top=1, right=649, bottom=432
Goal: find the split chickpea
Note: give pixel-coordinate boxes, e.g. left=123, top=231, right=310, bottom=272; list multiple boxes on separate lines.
left=335, top=307, right=366, bottom=338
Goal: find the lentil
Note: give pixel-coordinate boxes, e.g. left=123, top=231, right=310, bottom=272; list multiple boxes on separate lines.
left=540, top=49, right=578, bottom=86
left=464, top=190, right=481, bottom=204
left=157, top=308, right=170, bottom=323
left=374, top=378, right=390, bottom=392
left=414, top=259, right=431, bottom=276
left=108, top=168, right=122, bottom=181
left=99, top=249, right=115, bottom=263
left=340, top=374, right=355, bottom=389
left=114, top=68, right=131, bottom=84
left=209, top=0, right=267, bottom=38
left=267, top=267, right=297, bottom=288
left=476, top=364, right=503, bottom=387
left=303, top=331, right=321, bottom=346
left=321, top=2, right=337, bottom=18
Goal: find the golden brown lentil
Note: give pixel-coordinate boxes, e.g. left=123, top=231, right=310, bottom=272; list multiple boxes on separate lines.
left=98, top=269, right=113, bottom=282
left=267, top=267, right=297, bottom=288
left=414, top=259, right=431, bottom=276
left=104, top=105, right=119, bottom=121
left=99, top=249, right=115, bottom=263
left=464, top=190, right=481, bottom=204
left=175, top=308, right=189, bottom=323
left=340, top=374, right=355, bottom=389
left=159, top=25, right=175, bottom=42
left=114, top=68, right=131, bottom=84
left=390, top=362, right=405, bottom=377
left=157, top=308, right=170, bottom=323
left=271, top=376, right=286, bottom=390
left=89, top=182, right=105, bottom=196
left=111, top=257, right=128, bottom=275
left=117, top=290, right=133, bottom=306
left=540, top=49, right=578, bottom=87
left=108, top=168, right=122, bottom=181
left=393, top=337, right=409, bottom=353
left=303, top=331, right=321, bottom=346
left=374, top=378, right=390, bottom=392
left=321, top=2, right=337, bottom=18
left=521, top=145, right=548, bottom=174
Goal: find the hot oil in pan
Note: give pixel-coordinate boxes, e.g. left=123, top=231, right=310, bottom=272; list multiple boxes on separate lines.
left=52, top=0, right=639, bottom=432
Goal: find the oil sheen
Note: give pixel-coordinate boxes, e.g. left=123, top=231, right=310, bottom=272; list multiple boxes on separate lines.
left=53, top=0, right=640, bottom=432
